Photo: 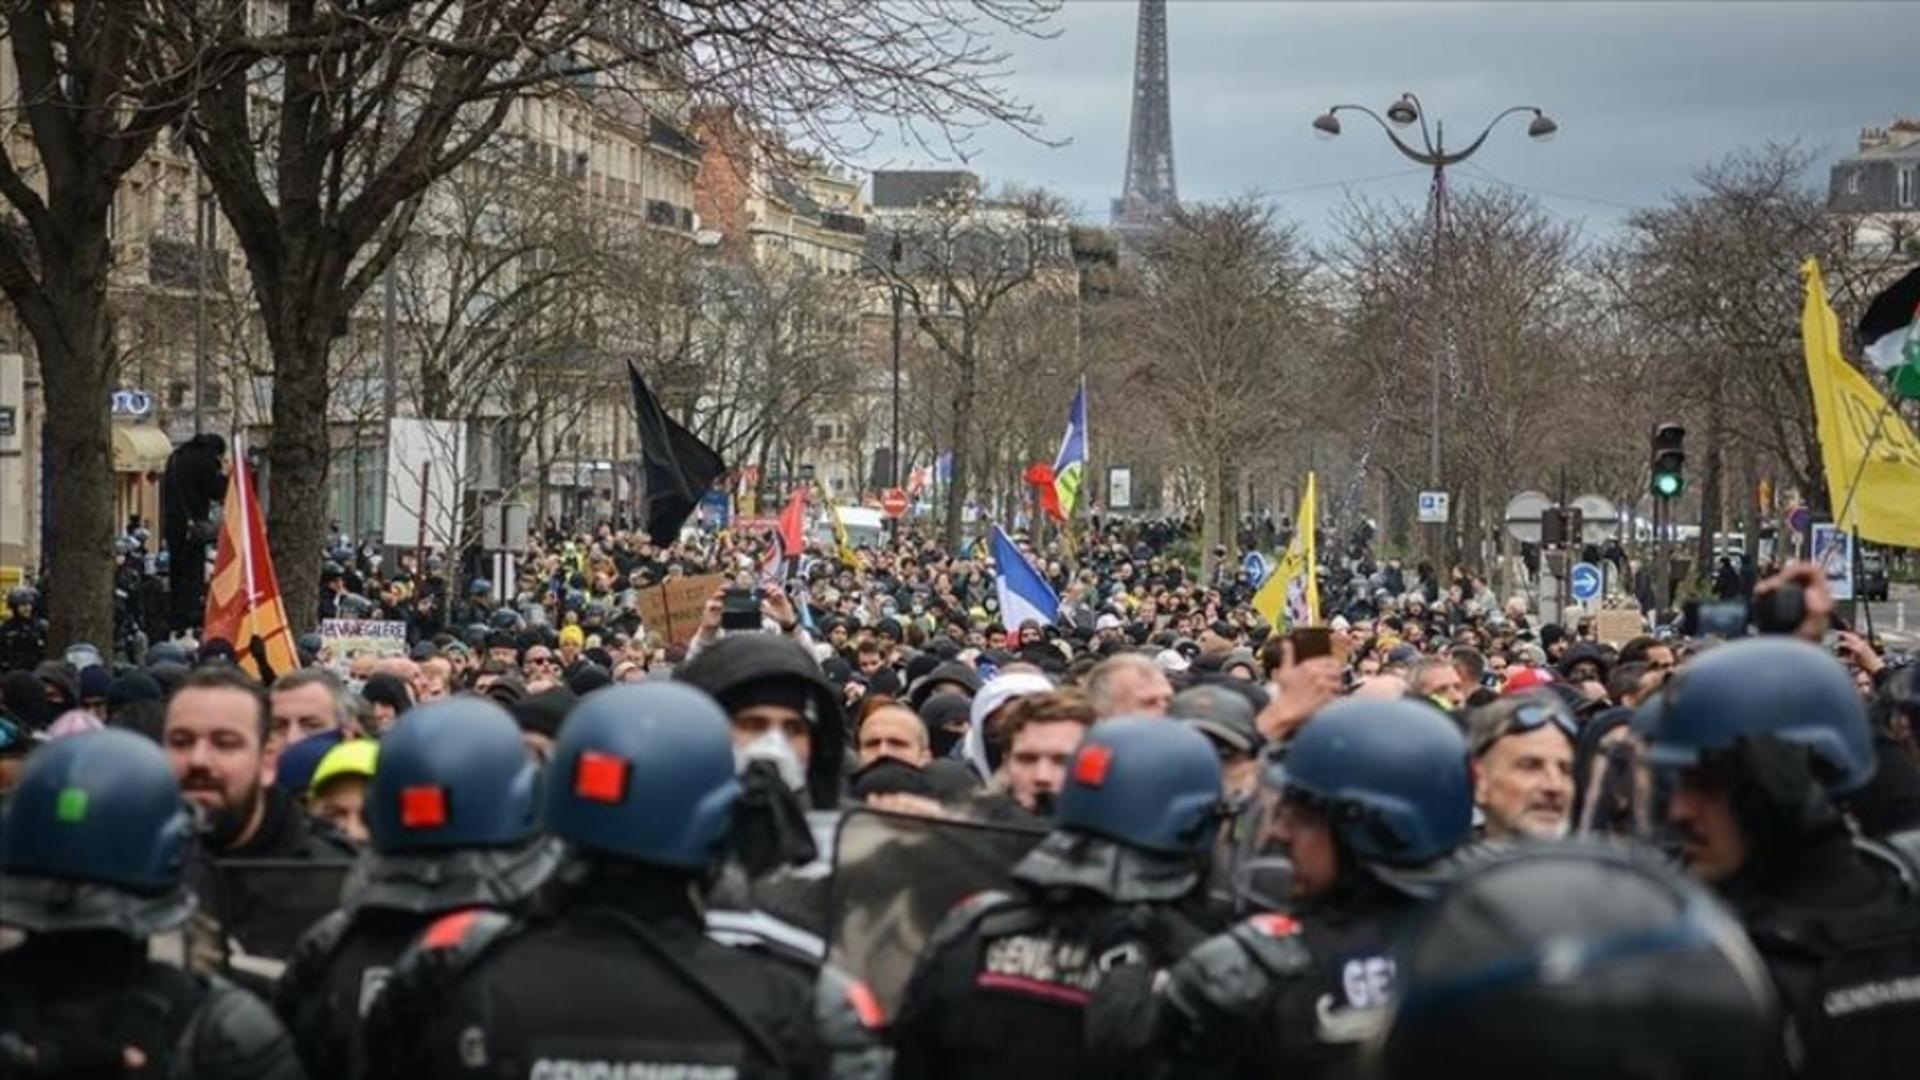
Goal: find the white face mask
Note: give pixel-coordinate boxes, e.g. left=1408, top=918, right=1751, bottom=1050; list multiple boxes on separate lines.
left=736, top=729, right=806, bottom=793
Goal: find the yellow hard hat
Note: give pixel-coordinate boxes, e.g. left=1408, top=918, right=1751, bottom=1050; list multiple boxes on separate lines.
left=310, top=738, right=378, bottom=794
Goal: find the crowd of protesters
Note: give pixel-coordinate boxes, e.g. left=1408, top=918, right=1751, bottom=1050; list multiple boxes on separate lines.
left=4, top=507, right=1920, bottom=1078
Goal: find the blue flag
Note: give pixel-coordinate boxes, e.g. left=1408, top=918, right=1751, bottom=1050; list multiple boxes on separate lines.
left=990, top=526, right=1059, bottom=627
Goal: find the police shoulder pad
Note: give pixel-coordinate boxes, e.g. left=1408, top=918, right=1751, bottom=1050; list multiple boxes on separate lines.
left=417, top=907, right=517, bottom=972
left=1225, top=914, right=1315, bottom=979
left=930, top=889, right=1023, bottom=950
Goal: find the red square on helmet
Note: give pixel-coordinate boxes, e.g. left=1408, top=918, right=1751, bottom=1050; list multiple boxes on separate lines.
left=575, top=751, right=629, bottom=803
left=1073, top=744, right=1113, bottom=787
left=401, top=785, right=448, bottom=828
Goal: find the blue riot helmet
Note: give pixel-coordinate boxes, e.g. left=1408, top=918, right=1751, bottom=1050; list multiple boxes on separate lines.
left=542, top=683, right=740, bottom=868
left=1055, top=718, right=1224, bottom=854
left=1636, top=636, right=1874, bottom=794
left=468, top=577, right=493, bottom=598
left=368, top=698, right=541, bottom=853
left=1379, top=845, right=1783, bottom=1080
left=1013, top=717, right=1227, bottom=904
left=351, top=697, right=558, bottom=913
left=1276, top=698, right=1473, bottom=868
left=0, top=729, right=196, bottom=936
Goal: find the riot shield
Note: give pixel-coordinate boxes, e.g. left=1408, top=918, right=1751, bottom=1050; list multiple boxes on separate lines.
left=826, top=808, right=1045, bottom=1015
left=188, top=857, right=355, bottom=985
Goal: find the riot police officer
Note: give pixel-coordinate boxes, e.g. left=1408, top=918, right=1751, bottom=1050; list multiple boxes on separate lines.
left=0, top=729, right=304, bottom=1078
left=0, top=584, right=45, bottom=672
left=275, top=697, right=560, bottom=1078
left=1149, top=697, right=1475, bottom=1080
left=1636, top=636, right=1920, bottom=1079
left=892, top=718, right=1229, bottom=1080
left=1374, top=844, right=1787, bottom=1080
left=361, top=683, right=886, bottom=1078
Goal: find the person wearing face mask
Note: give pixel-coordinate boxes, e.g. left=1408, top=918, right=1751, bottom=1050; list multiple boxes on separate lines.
left=677, top=632, right=851, bottom=948
left=362, top=685, right=887, bottom=1080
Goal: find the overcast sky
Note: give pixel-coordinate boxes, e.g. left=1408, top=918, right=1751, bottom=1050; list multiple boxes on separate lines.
left=856, top=1, right=1920, bottom=240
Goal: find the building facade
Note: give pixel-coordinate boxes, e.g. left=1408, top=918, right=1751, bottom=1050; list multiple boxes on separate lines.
left=1829, top=118, right=1920, bottom=253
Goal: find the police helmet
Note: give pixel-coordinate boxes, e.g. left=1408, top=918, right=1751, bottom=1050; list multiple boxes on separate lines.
left=542, top=683, right=740, bottom=868
left=490, top=608, right=523, bottom=631
left=1279, top=698, right=1472, bottom=867
left=0, top=729, right=196, bottom=936
left=7, top=585, right=35, bottom=610
left=368, top=698, right=540, bottom=853
left=469, top=577, right=493, bottom=598
left=1056, top=718, right=1223, bottom=854
left=1377, top=845, right=1783, bottom=1080
left=1636, top=636, right=1875, bottom=794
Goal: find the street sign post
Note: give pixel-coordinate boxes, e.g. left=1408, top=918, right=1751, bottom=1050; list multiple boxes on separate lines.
left=1569, top=562, right=1602, bottom=605
left=1418, top=491, right=1450, bottom=524
left=882, top=488, right=910, bottom=519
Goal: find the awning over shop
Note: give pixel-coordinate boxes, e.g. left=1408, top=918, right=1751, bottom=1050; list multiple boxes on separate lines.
left=113, top=424, right=173, bottom=473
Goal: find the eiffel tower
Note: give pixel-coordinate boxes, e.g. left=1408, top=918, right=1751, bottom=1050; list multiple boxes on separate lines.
left=1111, top=0, right=1177, bottom=241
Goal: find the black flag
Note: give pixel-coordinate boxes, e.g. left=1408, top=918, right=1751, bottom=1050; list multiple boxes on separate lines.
left=628, top=360, right=727, bottom=543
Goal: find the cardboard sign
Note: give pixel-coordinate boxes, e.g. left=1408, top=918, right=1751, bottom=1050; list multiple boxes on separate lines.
left=317, top=619, right=408, bottom=666
left=1591, top=609, right=1645, bottom=646
left=634, top=574, right=726, bottom=645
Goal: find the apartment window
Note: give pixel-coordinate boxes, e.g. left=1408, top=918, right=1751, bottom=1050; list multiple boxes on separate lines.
left=1847, top=170, right=1863, bottom=196
left=1902, top=167, right=1916, bottom=209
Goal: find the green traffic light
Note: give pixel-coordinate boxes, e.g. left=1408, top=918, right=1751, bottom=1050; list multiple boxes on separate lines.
left=1653, top=473, right=1683, bottom=497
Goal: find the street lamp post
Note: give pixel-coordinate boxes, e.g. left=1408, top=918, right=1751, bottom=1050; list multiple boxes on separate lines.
left=1312, top=94, right=1556, bottom=565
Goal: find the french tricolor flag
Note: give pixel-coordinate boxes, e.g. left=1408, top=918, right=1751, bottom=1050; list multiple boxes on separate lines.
left=990, top=526, right=1058, bottom=627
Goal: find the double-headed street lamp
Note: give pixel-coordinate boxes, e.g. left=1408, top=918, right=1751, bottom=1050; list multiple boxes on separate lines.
left=1312, top=93, right=1556, bottom=561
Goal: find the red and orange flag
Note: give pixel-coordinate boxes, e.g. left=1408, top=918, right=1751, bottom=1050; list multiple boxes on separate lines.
left=203, top=445, right=299, bottom=680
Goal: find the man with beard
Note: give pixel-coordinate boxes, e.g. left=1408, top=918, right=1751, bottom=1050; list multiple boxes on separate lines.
left=1465, top=691, right=1576, bottom=844
left=162, top=666, right=354, bottom=859
left=1637, top=635, right=1920, bottom=1078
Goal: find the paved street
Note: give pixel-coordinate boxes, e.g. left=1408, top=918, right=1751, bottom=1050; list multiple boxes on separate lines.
left=1863, top=581, right=1920, bottom=651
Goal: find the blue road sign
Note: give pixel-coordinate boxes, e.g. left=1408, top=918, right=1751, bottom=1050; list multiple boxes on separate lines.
left=1570, top=562, right=1603, bottom=603
left=1242, top=551, right=1273, bottom=588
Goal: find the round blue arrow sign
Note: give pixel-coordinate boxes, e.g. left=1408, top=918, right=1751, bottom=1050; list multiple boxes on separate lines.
left=1570, top=562, right=1602, bottom=603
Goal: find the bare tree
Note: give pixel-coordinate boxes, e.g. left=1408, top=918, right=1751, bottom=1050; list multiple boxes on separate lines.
left=166, top=0, right=1057, bottom=630
left=1118, top=201, right=1320, bottom=567
left=1613, top=144, right=1893, bottom=570
left=868, top=184, right=1073, bottom=548
left=0, top=1, right=257, bottom=648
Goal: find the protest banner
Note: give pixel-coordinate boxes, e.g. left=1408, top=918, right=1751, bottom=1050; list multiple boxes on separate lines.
left=634, top=573, right=727, bottom=645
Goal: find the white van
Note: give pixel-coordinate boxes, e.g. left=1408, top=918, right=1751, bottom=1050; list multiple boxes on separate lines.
left=810, top=505, right=887, bottom=550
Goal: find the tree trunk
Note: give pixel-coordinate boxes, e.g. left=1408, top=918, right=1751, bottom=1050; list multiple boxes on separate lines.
left=261, top=317, right=339, bottom=636
left=38, top=286, right=118, bottom=654
left=942, top=327, right=977, bottom=552
left=1200, top=451, right=1224, bottom=578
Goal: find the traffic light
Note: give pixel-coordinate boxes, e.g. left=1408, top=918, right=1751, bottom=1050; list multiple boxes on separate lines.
left=1650, top=423, right=1687, bottom=499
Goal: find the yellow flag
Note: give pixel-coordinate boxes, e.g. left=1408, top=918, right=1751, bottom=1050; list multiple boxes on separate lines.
left=1802, top=259, right=1920, bottom=546
left=814, top=480, right=860, bottom=568
left=1253, top=473, right=1319, bottom=630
